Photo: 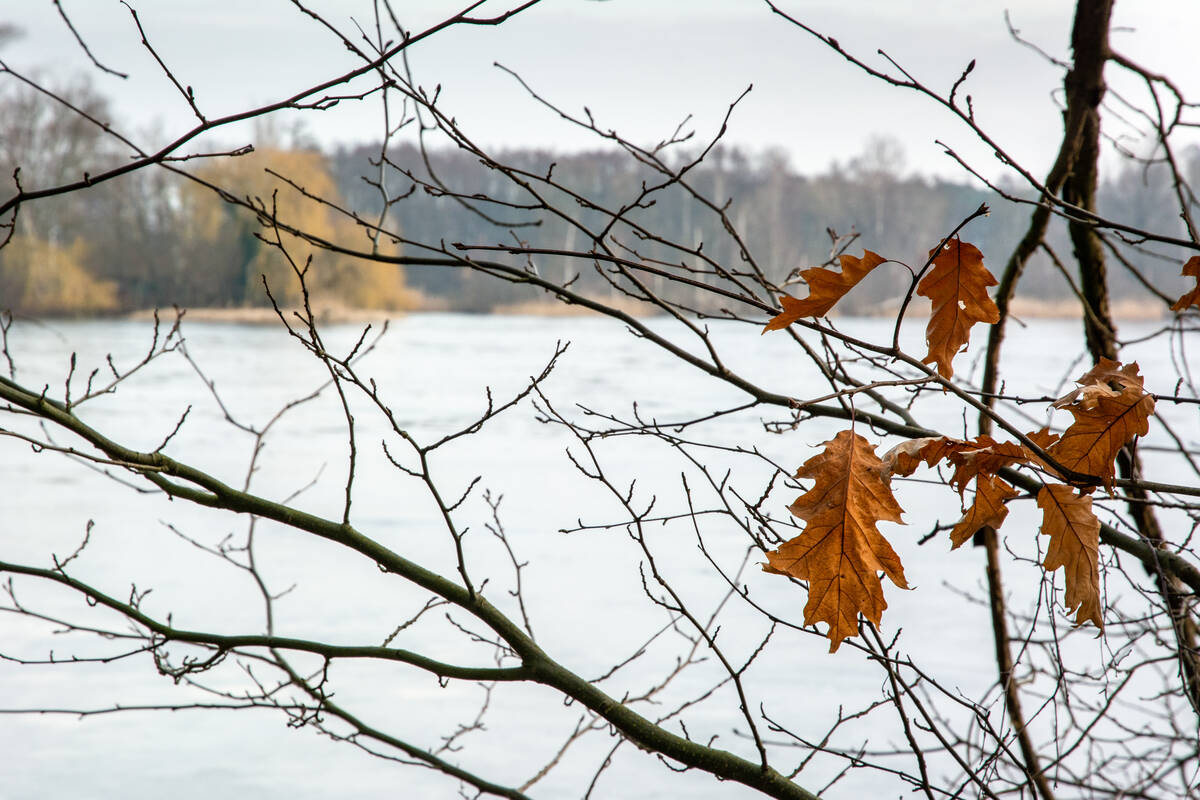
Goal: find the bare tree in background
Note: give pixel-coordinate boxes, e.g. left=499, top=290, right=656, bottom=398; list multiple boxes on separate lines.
left=1, top=1, right=1199, bottom=798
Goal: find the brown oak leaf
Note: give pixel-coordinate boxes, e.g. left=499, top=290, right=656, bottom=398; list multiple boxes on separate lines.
left=946, top=428, right=1058, bottom=491
left=1036, top=484, right=1103, bottom=628
left=880, top=436, right=964, bottom=478
left=764, top=429, right=907, bottom=652
left=1170, top=255, right=1200, bottom=312
left=1048, top=360, right=1154, bottom=490
left=764, top=250, right=887, bottom=331
left=949, top=474, right=1019, bottom=548
left=917, top=239, right=1000, bottom=378
left=881, top=429, right=1056, bottom=493
left=1053, top=357, right=1146, bottom=406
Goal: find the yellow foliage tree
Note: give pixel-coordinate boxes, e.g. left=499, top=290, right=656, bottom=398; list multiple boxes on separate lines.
left=0, top=234, right=118, bottom=314
left=184, top=148, right=416, bottom=310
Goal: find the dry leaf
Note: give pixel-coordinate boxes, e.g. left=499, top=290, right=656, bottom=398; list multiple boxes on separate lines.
left=947, top=428, right=1058, bottom=491
left=764, top=429, right=907, bottom=652
left=949, top=474, right=1018, bottom=548
left=1170, top=255, right=1200, bottom=312
left=917, top=239, right=1000, bottom=378
left=1053, top=357, right=1146, bottom=406
left=1037, top=484, right=1103, bottom=628
left=1049, top=360, right=1154, bottom=490
left=880, top=436, right=962, bottom=478
left=881, top=429, right=1055, bottom=490
left=764, top=250, right=887, bottom=331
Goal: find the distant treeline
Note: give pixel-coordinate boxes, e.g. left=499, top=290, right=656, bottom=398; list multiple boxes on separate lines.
left=2, top=81, right=1196, bottom=315
left=332, top=140, right=1199, bottom=314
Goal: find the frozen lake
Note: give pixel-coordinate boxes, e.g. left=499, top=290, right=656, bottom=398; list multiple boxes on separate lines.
left=0, top=312, right=1193, bottom=798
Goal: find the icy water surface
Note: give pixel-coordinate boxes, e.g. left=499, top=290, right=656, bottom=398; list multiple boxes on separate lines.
left=0, top=313, right=1191, bottom=798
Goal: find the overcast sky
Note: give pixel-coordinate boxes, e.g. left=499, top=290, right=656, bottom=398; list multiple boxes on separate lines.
left=1, top=1, right=1196, bottom=181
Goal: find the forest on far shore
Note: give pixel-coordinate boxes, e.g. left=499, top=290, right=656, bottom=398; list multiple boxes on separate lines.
left=3, top=80, right=1197, bottom=317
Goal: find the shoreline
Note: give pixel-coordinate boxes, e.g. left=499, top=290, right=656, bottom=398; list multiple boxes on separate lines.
left=116, top=296, right=1172, bottom=324
left=121, top=293, right=665, bottom=324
